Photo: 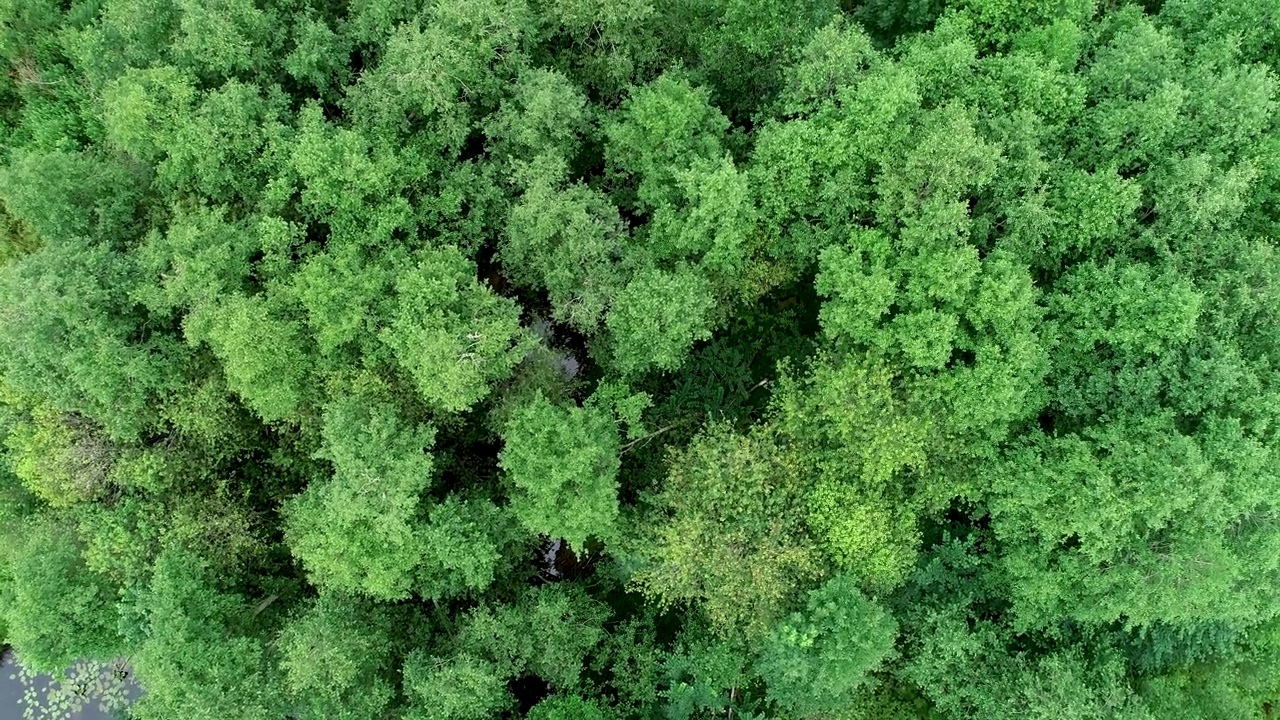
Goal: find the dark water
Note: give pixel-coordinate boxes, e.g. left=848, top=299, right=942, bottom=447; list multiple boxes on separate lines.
left=0, top=649, right=139, bottom=720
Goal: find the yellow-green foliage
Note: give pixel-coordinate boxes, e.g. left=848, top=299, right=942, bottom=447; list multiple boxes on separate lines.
left=5, top=408, right=113, bottom=507
left=632, top=426, right=821, bottom=639
left=807, top=484, right=919, bottom=591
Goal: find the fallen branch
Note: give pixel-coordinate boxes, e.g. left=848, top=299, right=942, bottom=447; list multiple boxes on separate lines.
left=621, top=423, right=680, bottom=454
left=250, top=594, right=279, bottom=618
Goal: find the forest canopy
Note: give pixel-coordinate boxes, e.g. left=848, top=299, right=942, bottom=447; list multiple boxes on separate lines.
left=2, top=0, right=1280, bottom=717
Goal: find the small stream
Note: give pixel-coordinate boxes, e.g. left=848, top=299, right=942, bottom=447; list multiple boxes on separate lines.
left=0, top=649, right=139, bottom=720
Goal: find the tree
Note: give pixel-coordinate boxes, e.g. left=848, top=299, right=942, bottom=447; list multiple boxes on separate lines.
left=904, top=616, right=1156, bottom=720
left=128, top=547, right=287, bottom=720
left=499, top=392, right=621, bottom=548
left=133, top=203, right=257, bottom=317
left=4, top=1, right=1280, bottom=719
left=284, top=386, right=437, bottom=600
left=757, top=574, right=898, bottom=716
left=1136, top=618, right=1280, bottom=720
left=644, top=154, right=756, bottom=279
left=458, top=583, right=610, bottom=689
left=381, top=246, right=531, bottom=414
left=656, top=0, right=840, bottom=122
left=278, top=592, right=404, bottom=720
left=4, top=407, right=115, bottom=507
left=530, top=0, right=661, bottom=100
left=630, top=425, right=820, bottom=639
left=416, top=494, right=517, bottom=601
left=485, top=67, right=592, bottom=163
left=0, top=237, right=177, bottom=440
left=504, top=154, right=629, bottom=332
left=987, top=413, right=1280, bottom=630
left=659, top=627, right=754, bottom=720
left=1, top=517, right=124, bottom=672
left=606, top=73, right=729, bottom=210
left=288, top=102, right=420, bottom=247
left=101, top=66, right=196, bottom=165
left=605, top=264, right=716, bottom=375
left=289, top=241, right=400, bottom=358
left=170, top=0, right=279, bottom=81
left=403, top=652, right=512, bottom=720
left=201, top=292, right=312, bottom=424
left=343, top=0, right=535, bottom=150
left=61, top=0, right=180, bottom=92
left=529, top=695, right=615, bottom=720
left=158, top=80, right=290, bottom=205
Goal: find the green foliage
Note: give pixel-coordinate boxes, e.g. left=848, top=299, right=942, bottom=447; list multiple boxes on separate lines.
left=202, top=292, right=311, bottom=423
left=403, top=652, right=511, bottom=720
left=382, top=246, right=531, bottom=413
left=658, top=629, right=753, bottom=720
left=607, top=73, right=729, bottom=210
left=284, top=389, right=436, bottom=599
left=458, top=583, right=610, bottom=688
left=134, top=204, right=256, bottom=317
left=500, top=392, right=621, bottom=548
left=76, top=495, right=165, bottom=588
left=0, top=238, right=174, bottom=440
left=159, top=80, right=290, bottom=204
left=284, top=15, right=352, bottom=98
left=1, top=519, right=123, bottom=672
left=3, top=2, right=1280, bottom=719
left=757, top=575, right=898, bottom=716
left=666, top=0, right=840, bottom=121
left=129, top=547, right=288, bottom=720
left=529, top=695, right=615, bottom=720
left=416, top=494, right=515, bottom=600
left=905, top=617, right=1156, bottom=720
left=988, top=413, right=1280, bottom=629
left=278, top=592, right=401, bottom=720
left=170, top=0, right=278, bottom=80
left=1137, top=619, right=1280, bottom=720
left=605, top=264, right=716, bottom=374
left=533, top=0, right=660, bottom=99
left=102, top=66, right=196, bottom=164
left=4, top=408, right=115, bottom=507
left=0, top=199, right=39, bottom=264
left=951, top=0, right=1097, bottom=50
left=632, top=425, right=820, bottom=639
left=504, top=156, right=628, bottom=331
left=645, top=154, right=756, bottom=278
left=486, top=68, right=592, bottom=162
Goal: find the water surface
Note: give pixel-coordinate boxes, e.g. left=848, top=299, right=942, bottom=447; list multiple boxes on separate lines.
left=0, top=649, right=138, bottom=720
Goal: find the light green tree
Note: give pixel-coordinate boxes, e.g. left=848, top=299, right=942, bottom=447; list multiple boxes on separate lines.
left=500, top=392, right=621, bottom=548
